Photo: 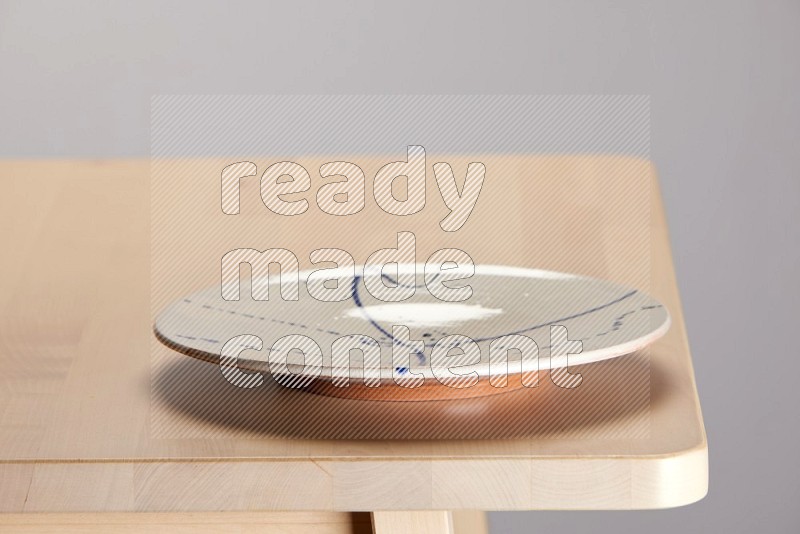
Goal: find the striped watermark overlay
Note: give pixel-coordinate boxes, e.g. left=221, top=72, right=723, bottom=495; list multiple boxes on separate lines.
left=150, top=95, right=653, bottom=440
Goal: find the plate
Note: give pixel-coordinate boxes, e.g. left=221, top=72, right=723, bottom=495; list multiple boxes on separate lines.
left=154, top=264, right=669, bottom=400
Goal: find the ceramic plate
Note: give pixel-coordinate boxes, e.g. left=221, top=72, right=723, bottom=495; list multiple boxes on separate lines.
left=155, top=264, right=669, bottom=394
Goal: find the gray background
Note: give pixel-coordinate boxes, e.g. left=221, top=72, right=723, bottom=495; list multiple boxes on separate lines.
left=1, top=1, right=798, bottom=532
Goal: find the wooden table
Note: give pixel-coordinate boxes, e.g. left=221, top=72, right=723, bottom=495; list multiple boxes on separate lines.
left=0, top=158, right=707, bottom=532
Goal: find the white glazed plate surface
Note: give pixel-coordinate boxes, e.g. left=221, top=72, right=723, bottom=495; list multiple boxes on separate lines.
left=154, top=264, right=670, bottom=382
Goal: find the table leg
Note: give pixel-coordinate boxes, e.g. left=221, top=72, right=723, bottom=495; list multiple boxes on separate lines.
left=452, top=511, right=489, bottom=534
left=371, top=511, right=488, bottom=534
left=371, top=511, right=454, bottom=534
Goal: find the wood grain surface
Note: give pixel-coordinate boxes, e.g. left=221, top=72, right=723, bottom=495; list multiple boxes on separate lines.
left=0, top=158, right=707, bottom=516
